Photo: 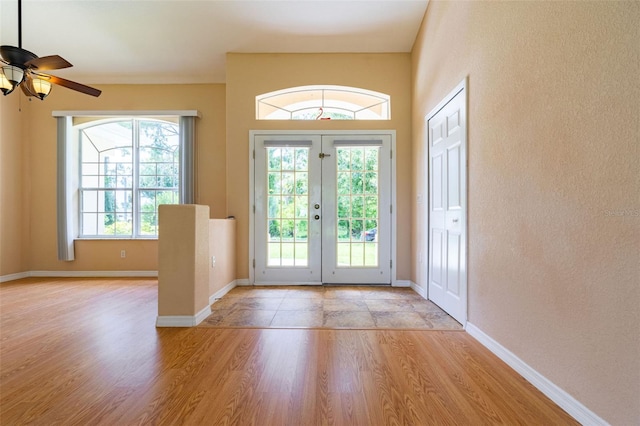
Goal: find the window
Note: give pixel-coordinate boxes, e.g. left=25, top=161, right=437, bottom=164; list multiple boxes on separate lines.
left=79, top=118, right=179, bottom=237
left=256, top=85, right=390, bottom=120
left=54, top=110, right=198, bottom=260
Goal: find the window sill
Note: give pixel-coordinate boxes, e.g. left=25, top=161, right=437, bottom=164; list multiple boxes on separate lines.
left=76, top=237, right=158, bottom=241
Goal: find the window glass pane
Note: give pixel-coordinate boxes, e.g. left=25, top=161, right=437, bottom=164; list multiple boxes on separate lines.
left=364, top=243, right=378, bottom=267
left=337, top=243, right=350, bottom=266
left=281, top=196, right=295, bottom=219
left=281, top=148, right=294, bottom=170
left=268, top=148, right=281, bottom=170
left=281, top=243, right=295, bottom=266
left=82, top=191, right=98, bottom=212
left=82, top=213, right=97, bottom=235
left=281, top=173, right=294, bottom=195
left=295, top=196, right=308, bottom=218
left=351, top=148, right=364, bottom=171
left=268, top=196, right=281, bottom=218
left=269, top=219, right=281, bottom=241
left=338, top=196, right=350, bottom=219
left=350, top=243, right=365, bottom=267
left=351, top=172, right=363, bottom=194
left=295, top=148, right=308, bottom=170
left=268, top=243, right=281, bottom=266
left=281, top=219, right=294, bottom=239
left=352, top=196, right=364, bottom=218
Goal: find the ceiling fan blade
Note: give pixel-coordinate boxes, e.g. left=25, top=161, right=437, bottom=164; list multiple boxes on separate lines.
left=25, top=55, right=72, bottom=71
left=45, top=74, right=101, bottom=97
left=20, top=80, right=35, bottom=97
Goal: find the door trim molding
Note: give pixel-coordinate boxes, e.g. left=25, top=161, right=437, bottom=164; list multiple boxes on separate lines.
left=249, top=130, right=397, bottom=286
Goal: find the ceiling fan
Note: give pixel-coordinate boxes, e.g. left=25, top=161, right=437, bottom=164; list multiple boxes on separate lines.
left=0, top=0, right=101, bottom=99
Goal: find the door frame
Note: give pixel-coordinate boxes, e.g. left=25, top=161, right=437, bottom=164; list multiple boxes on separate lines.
left=424, top=78, right=468, bottom=325
left=249, top=130, right=397, bottom=286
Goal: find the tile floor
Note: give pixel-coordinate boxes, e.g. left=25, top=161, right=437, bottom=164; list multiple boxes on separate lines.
left=199, top=285, right=463, bottom=330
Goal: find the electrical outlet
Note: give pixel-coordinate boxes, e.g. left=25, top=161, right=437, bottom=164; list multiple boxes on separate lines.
left=211, top=256, right=216, bottom=267
left=121, top=250, right=126, bottom=258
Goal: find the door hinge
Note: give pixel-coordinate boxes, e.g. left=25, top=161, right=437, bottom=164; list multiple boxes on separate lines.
left=253, top=149, right=255, bottom=159
left=390, top=150, right=393, bottom=159
left=319, top=152, right=331, bottom=159
left=253, top=205, right=255, bottom=213
left=253, top=259, right=255, bottom=268
left=390, top=205, right=393, bottom=214
left=390, top=259, right=393, bottom=268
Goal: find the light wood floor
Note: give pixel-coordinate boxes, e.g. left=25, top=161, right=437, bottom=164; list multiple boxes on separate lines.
left=0, top=278, right=577, bottom=425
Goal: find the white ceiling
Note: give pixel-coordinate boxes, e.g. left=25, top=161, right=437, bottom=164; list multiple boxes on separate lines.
left=0, top=0, right=428, bottom=85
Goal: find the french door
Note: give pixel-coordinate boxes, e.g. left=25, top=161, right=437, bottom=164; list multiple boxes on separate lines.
left=253, top=132, right=392, bottom=285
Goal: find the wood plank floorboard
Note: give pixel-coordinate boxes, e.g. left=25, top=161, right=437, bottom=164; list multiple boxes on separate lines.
left=0, top=278, right=578, bottom=425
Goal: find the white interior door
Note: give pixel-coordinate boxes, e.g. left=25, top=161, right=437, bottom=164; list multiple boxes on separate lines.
left=253, top=132, right=392, bottom=285
left=427, top=82, right=467, bottom=324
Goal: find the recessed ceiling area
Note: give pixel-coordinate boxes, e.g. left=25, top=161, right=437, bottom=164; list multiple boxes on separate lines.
left=0, top=0, right=429, bottom=85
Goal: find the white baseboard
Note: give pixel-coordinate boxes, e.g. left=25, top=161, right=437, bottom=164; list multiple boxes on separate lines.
left=209, top=280, right=238, bottom=305
left=0, top=272, right=30, bottom=283
left=410, top=280, right=428, bottom=299
left=30, top=270, right=158, bottom=278
left=393, top=279, right=411, bottom=288
left=465, top=322, right=607, bottom=426
left=1, top=270, right=158, bottom=283
left=156, top=305, right=211, bottom=327
left=235, top=278, right=251, bottom=286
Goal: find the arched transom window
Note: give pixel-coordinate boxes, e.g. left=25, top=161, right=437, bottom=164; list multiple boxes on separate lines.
left=256, top=85, right=390, bottom=120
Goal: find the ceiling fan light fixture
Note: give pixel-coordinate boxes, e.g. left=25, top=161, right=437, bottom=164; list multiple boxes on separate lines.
left=0, top=65, right=24, bottom=95
left=30, top=77, right=52, bottom=100
left=0, top=73, right=15, bottom=95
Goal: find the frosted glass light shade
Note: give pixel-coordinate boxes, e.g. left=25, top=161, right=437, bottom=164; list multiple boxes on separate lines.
left=31, top=78, right=52, bottom=100
left=1, top=65, right=24, bottom=95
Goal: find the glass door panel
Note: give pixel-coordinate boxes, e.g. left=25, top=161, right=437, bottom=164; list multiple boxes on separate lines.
left=254, top=136, right=322, bottom=284
left=321, top=135, right=391, bottom=284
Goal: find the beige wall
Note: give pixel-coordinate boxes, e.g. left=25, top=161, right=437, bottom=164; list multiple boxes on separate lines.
left=209, top=219, right=236, bottom=296
left=0, top=93, right=29, bottom=276
left=0, top=83, right=226, bottom=273
left=226, top=53, right=412, bottom=280
left=158, top=204, right=210, bottom=317
left=412, top=2, right=639, bottom=424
